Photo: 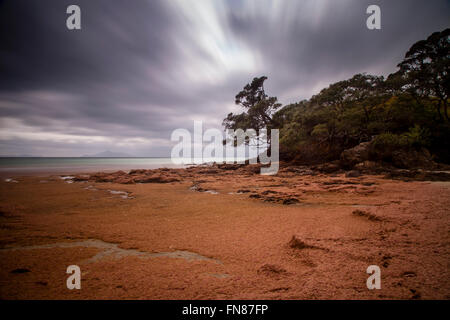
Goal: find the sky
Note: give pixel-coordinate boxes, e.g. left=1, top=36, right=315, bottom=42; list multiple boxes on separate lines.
left=0, top=0, right=449, bottom=157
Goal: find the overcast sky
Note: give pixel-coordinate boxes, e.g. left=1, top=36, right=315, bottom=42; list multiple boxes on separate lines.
left=0, top=0, right=449, bottom=156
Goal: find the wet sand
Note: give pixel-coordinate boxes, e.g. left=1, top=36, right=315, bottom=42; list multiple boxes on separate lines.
left=0, top=166, right=449, bottom=299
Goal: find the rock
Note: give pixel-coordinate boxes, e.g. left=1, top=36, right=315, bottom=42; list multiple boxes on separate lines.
left=315, top=162, right=340, bottom=173
left=340, top=141, right=371, bottom=168
left=391, top=148, right=435, bottom=169
left=261, top=190, right=278, bottom=195
left=92, top=174, right=115, bottom=183
left=114, top=177, right=135, bottom=184
left=345, top=170, right=361, bottom=178
left=282, top=166, right=315, bottom=175
left=299, top=169, right=315, bottom=176
left=385, top=169, right=450, bottom=181
left=90, top=171, right=127, bottom=183
left=352, top=209, right=381, bottom=221
left=217, top=164, right=241, bottom=170
left=199, top=169, right=219, bottom=174
left=190, top=184, right=202, bottom=191
left=134, top=174, right=179, bottom=183
left=247, top=189, right=300, bottom=205
left=288, top=236, right=316, bottom=250
left=128, top=169, right=150, bottom=175
left=243, top=164, right=263, bottom=174
left=354, top=160, right=380, bottom=171
left=263, top=196, right=278, bottom=203
left=73, top=175, right=89, bottom=181
left=281, top=166, right=302, bottom=173
left=258, top=264, right=287, bottom=276
left=83, top=170, right=181, bottom=184
left=282, top=198, right=300, bottom=205
left=410, top=289, right=421, bottom=300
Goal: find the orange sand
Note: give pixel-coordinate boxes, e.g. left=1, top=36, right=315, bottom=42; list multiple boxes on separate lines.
left=0, top=167, right=449, bottom=299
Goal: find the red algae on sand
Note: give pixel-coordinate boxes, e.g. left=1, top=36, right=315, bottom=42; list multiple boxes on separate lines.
left=0, top=165, right=449, bottom=299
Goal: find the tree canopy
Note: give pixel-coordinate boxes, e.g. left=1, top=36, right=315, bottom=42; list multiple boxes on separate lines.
left=223, top=76, right=281, bottom=132
left=224, top=28, right=450, bottom=165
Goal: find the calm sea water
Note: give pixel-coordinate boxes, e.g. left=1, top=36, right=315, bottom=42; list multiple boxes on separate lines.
left=0, top=157, right=181, bottom=175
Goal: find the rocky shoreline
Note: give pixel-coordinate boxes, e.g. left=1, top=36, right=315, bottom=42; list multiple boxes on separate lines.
left=1, top=161, right=449, bottom=299
left=67, top=162, right=450, bottom=206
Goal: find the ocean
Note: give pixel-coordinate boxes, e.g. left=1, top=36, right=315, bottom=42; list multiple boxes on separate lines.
left=0, top=157, right=181, bottom=175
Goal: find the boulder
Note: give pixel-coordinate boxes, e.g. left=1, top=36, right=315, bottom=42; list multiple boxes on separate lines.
left=340, top=141, right=371, bottom=168
left=345, top=170, right=361, bottom=178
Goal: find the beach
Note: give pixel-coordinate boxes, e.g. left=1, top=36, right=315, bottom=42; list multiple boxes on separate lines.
left=0, top=164, right=449, bottom=299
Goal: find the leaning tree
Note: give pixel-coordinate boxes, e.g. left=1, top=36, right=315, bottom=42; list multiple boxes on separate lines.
left=223, top=76, right=282, bottom=150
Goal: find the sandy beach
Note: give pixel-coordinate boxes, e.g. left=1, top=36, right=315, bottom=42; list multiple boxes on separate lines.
left=0, top=164, right=449, bottom=299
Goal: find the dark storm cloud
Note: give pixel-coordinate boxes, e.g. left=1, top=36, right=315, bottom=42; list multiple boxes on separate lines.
left=0, top=0, right=172, bottom=91
left=227, top=0, right=450, bottom=103
left=0, top=0, right=188, bottom=137
left=0, top=0, right=449, bottom=156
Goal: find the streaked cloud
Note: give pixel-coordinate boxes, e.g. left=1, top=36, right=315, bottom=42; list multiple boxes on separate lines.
left=0, top=0, right=448, bottom=156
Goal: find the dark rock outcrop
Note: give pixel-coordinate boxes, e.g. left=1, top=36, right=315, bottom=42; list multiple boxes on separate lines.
left=340, top=141, right=371, bottom=168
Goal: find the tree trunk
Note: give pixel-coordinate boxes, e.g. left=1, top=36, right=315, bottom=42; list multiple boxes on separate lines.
left=443, top=100, right=449, bottom=122
left=436, top=100, right=443, bottom=121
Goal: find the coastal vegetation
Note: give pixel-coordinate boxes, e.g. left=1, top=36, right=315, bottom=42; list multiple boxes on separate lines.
left=224, top=28, right=450, bottom=167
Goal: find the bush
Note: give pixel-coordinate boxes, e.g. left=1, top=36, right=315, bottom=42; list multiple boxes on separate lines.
left=370, top=133, right=409, bottom=161
left=403, top=125, right=430, bottom=148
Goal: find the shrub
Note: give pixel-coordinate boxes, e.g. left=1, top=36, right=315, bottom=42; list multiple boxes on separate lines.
left=370, top=133, right=409, bottom=161
left=402, top=125, right=430, bottom=148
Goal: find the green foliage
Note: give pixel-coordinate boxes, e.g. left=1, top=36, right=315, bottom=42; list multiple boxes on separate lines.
left=370, top=132, right=409, bottom=159
left=373, top=133, right=408, bottom=148
left=403, top=125, right=431, bottom=148
left=223, top=28, right=450, bottom=164
left=397, top=28, right=450, bottom=121
left=369, top=126, right=430, bottom=161
left=311, top=123, right=329, bottom=139
left=223, top=76, right=281, bottom=133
